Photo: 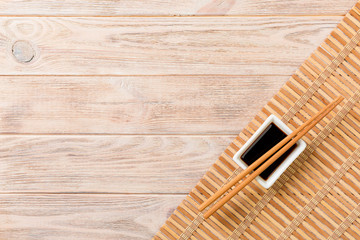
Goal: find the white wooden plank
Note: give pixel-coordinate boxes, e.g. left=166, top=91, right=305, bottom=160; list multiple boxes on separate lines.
left=0, top=17, right=340, bottom=75
left=0, top=194, right=183, bottom=240
left=0, top=76, right=285, bottom=134
left=0, top=135, right=232, bottom=193
left=0, top=0, right=355, bottom=16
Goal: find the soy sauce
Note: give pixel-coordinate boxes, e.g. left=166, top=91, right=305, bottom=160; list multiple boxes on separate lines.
left=241, top=123, right=297, bottom=180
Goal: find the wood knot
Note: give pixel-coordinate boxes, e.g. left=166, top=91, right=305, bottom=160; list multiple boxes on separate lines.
left=12, top=40, right=35, bottom=63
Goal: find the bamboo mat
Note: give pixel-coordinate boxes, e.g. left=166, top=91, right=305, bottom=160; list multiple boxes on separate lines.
left=154, top=2, right=360, bottom=239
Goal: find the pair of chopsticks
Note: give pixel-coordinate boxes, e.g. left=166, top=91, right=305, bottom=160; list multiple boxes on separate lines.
left=199, top=96, right=344, bottom=219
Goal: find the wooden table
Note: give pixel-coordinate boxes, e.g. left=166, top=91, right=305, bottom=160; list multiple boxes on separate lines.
left=0, top=1, right=356, bottom=239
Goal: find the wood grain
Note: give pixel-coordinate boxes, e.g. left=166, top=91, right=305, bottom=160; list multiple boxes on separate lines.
left=0, top=17, right=340, bottom=75
left=0, top=194, right=182, bottom=240
left=0, top=0, right=355, bottom=16
left=0, top=1, right=353, bottom=239
left=0, top=135, right=232, bottom=193
left=0, top=76, right=285, bottom=134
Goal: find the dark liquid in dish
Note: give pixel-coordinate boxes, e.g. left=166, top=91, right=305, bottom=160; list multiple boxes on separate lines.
left=241, top=123, right=297, bottom=180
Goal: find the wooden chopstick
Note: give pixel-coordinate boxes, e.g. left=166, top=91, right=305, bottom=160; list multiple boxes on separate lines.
left=198, top=96, right=344, bottom=213
left=201, top=96, right=344, bottom=218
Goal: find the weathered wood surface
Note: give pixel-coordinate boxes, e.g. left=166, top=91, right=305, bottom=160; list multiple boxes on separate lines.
left=0, top=76, right=285, bottom=134
left=0, top=194, right=182, bottom=240
left=0, top=0, right=355, bottom=16
left=1, top=17, right=340, bottom=75
left=1, top=0, right=356, bottom=239
left=0, top=136, right=232, bottom=193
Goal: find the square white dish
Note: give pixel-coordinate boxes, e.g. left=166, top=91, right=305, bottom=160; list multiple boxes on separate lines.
left=233, top=114, right=307, bottom=189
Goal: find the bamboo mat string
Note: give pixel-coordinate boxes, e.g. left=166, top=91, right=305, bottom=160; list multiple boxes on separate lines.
left=327, top=203, right=360, bottom=240
left=178, top=168, right=242, bottom=240
left=278, top=98, right=360, bottom=239
left=178, top=213, right=203, bottom=240
left=280, top=148, right=360, bottom=240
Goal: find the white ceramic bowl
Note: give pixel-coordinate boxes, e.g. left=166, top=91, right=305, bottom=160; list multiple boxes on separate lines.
left=233, top=114, right=306, bottom=189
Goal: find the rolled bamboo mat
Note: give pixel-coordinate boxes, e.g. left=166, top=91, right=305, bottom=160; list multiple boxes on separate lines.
left=154, top=1, right=360, bottom=239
